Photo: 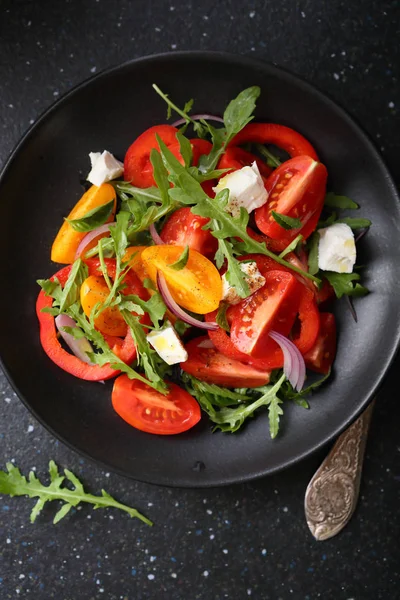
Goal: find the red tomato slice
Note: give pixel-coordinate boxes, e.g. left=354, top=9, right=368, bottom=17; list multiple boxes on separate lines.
left=181, top=337, right=271, bottom=388
left=218, top=147, right=272, bottom=178
left=291, top=287, right=320, bottom=355
left=315, top=278, right=335, bottom=307
left=112, top=376, right=201, bottom=435
left=228, top=123, right=319, bottom=160
left=230, top=270, right=301, bottom=359
left=124, top=125, right=178, bottom=188
left=255, top=156, right=327, bottom=243
left=303, top=313, right=336, bottom=374
left=160, top=207, right=218, bottom=259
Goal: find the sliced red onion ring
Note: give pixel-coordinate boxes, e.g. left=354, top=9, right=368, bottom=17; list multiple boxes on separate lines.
left=75, top=223, right=114, bottom=259
left=157, top=271, right=218, bottom=331
left=268, top=330, right=306, bottom=392
left=344, top=295, right=358, bottom=323
left=355, top=228, right=369, bottom=243
left=171, top=114, right=224, bottom=127
left=149, top=223, right=164, bottom=245
left=55, top=314, right=94, bottom=364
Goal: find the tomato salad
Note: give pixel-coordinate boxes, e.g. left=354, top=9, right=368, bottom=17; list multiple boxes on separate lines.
left=37, top=86, right=370, bottom=438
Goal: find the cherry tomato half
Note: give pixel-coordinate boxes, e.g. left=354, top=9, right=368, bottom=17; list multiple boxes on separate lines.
left=255, top=155, right=327, bottom=244
left=181, top=337, right=271, bottom=388
left=141, top=245, right=222, bottom=314
left=291, top=287, right=320, bottom=355
left=124, top=125, right=178, bottom=188
left=303, top=313, right=336, bottom=374
left=160, top=207, right=218, bottom=259
left=112, top=376, right=201, bottom=435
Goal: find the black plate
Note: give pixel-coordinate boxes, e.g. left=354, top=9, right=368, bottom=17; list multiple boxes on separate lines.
left=1, top=52, right=399, bottom=487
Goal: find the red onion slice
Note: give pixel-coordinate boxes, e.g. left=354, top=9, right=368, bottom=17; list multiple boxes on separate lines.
left=268, top=330, right=306, bottom=391
left=171, top=114, right=224, bottom=127
left=157, top=271, right=218, bottom=331
left=75, top=223, right=114, bottom=259
left=149, top=223, right=164, bottom=245
left=55, top=314, right=94, bottom=364
left=197, top=338, right=215, bottom=349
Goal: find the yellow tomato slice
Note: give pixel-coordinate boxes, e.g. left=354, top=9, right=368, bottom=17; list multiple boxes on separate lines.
left=80, top=275, right=127, bottom=337
left=51, top=184, right=117, bottom=264
left=141, top=245, right=222, bottom=314
left=123, top=246, right=149, bottom=283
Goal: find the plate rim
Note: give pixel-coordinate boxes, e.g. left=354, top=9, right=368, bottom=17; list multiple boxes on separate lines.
left=1, top=50, right=399, bottom=487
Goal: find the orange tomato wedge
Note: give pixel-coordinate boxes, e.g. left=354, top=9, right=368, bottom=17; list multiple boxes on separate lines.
left=80, top=275, right=127, bottom=337
left=141, top=245, right=222, bottom=314
left=123, top=246, right=149, bottom=283
left=51, top=184, right=117, bottom=264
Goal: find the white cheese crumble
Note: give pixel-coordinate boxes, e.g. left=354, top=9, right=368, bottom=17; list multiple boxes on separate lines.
left=146, top=324, right=188, bottom=365
left=318, top=222, right=356, bottom=273
left=222, top=261, right=266, bottom=305
left=213, top=162, right=268, bottom=217
left=87, top=150, right=124, bottom=186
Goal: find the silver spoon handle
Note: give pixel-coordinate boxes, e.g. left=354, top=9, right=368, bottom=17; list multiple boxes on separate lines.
left=305, top=400, right=375, bottom=541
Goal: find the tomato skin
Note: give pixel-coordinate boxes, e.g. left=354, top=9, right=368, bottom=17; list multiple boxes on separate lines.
left=181, top=337, right=271, bottom=388
left=255, top=156, right=327, bottom=243
left=160, top=207, right=218, bottom=259
left=291, top=287, right=320, bottom=355
left=112, top=376, right=201, bottom=435
left=141, top=245, right=222, bottom=314
left=230, top=270, right=301, bottom=359
left=304, top=313, right=336, bottom=374
left=315, top=278, right=336, bottom=308
left=228, top=123, right=319, bottom=160
left=218, top=147, right=273, bottom=178
left=124, top=125, right=178, bottom=188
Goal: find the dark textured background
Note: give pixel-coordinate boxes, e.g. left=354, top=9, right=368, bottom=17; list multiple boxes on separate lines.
left=0, top=1, right=399, bottom=599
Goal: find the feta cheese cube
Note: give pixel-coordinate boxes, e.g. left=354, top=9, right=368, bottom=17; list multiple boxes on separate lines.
left=87, top=150, right=124, bottom=186
left=213, top=162, right=268, bottom=217
left=318, top=223, right=356, bottom=273
left=146, top=324, right=188, bottom=365
left=222, top=261, right=266, bottom=305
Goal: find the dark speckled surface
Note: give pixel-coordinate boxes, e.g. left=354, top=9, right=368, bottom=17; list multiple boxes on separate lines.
left=0, top=1, right=399, bottom=598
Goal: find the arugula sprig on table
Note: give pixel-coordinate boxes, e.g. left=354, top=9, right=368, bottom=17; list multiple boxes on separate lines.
left=0, top=461, right=152, bottom=525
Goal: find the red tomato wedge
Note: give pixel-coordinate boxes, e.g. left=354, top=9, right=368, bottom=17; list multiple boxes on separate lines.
left=160, top=207, right=218, bottom=259
left=230, top=270, right=301, bottom=358
left=304, top=313, right=336, bottom=374
left=255, top=156, right=327, bottom=243
left=112, top=376, right=201, bottom=435
left=181, top=337, right=271, bottom=388
left=228, top=123, right=319, bottom=160
left=218, top=147, right=272, bottom=178
left=124, top=124, right=178, bottom=188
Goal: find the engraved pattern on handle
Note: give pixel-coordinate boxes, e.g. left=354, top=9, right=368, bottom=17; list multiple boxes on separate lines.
left=304, top=400, right=375, bottom=541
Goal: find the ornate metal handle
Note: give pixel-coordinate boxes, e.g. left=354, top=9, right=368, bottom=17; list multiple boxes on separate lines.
left=304, top=400, right=375, bottom=541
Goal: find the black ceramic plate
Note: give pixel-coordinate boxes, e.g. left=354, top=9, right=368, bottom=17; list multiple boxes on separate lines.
left=1, top=52, right=399, bottom=487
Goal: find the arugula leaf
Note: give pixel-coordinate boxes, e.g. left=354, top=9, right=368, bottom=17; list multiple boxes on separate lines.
left=66, top=200, right=115, bottom=233
left=150, top=149, right=170, bottom=205
left=278, top=370, right=331, bottom=402
left=336, top=217, right=372, bottom=230
left=255, top=144, right=281, bottom=168
left=170, top=245, right=190, bottom=270
left=307, top=232, right=320, bottom=276
left=121, top=310, right=168, bottom=393
left=176, top=131, right=193, bottom=168
left=216, top=231, right=250, bottom=299
left=120, top=293, right=166, bottom=328
left=268, top=395, right=284, bottom=439
left=216, top=302, right=230, bottom=332
left=271, top=211, right=302, bottom=231
left=317, top=212, right=338, bottom=229
left=158, top=136, right=320, bottom=283
left=112, top=181, right=161, bottom=204
left=182, top=374, right=251, bottom=407
left=37, top=278, right=63, bottom=304
left=58, top=259, right=88, bottom=314
left=323, top=272, right=369, bottom=299
left=279, top=234, right=303, bottom=258
left=152, top=83, right=207, bottom=137
left=0, top=461, right=152, bottom=525
left=324, top=192, right=358, bottom=210
left=174, top=319, right=191, bottom=337
left=198, top=86, right=260, bottom=173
